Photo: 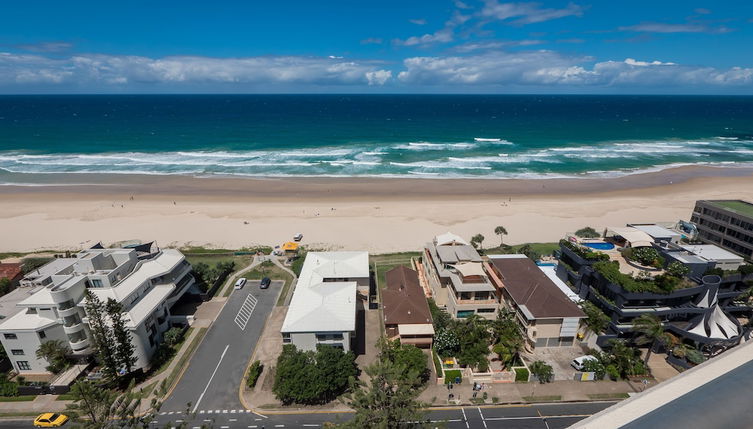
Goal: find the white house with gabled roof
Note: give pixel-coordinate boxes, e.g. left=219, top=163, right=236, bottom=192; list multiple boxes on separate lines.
left=280, top=251, right=369, bottom=351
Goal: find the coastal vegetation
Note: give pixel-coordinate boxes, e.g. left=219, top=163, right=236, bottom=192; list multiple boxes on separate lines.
left=273, top=344, right=357, bottom=405
left=84, top=291, right=137, bottom=381
left=575, top=227, right=601, bottom=239
left=581, top=301, right=611, bottom=334
left=593, top=261, right=689, bottom=294
left=632, top=314, right=672, bottom=365
left=559, top=239, right=610, bottom=262
left=494, top=225, right=508, bottom=247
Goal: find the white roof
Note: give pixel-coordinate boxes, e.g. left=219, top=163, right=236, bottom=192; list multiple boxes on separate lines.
left=89, top=249, right=184, bottom=303
left=0, top=310, right=58, bottom=331
left=281, top=251, right=368, bottom=333
left=538, top=265, right=582, bottom=303
left=631, top=224, right=681, bottom=239
left=435, top=232, right=469, bottom=246
left=680, top=245, right=744, bottom=262
left=452, top=262, right=487, bottom=278
left=606, top=226, right=654, bottom=247
left=124, top=284, right=173, bottom=328
left=398, top=323, right=435, bottom=336
left=18, top=287, right=56, bottom=307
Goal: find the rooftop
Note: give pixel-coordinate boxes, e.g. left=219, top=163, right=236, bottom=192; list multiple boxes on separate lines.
left=88, top=249, right=184, bottom=303
left=708, top=200, right=753, bottom=218
left=0, top=308, right=59, bottom=331
left=680, top=244, right=744, bottom=262
left=0, top=263, right=22, bottom=280
left=489, top=255, right=585, bottom=320
left=630, top=224, right=681, bottom=239
left=281, top=251, right=367, bottom=334
left=382, top=266, right=434, bottom=327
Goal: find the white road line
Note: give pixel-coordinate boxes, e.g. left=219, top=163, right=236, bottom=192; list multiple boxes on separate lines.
left=168, top=411, right=175, bottom=415
left=222, top=410, right=228, bottom=413
left=484, top=414, right=591, bottom=421
left=461, top=407, right=469, bottom=429
left=220, top=426, right=230, bottom=429
left=199, top=410, right=205, bottom=414
left=151, top=421, right=158, bottom=424
left=191, top=344, right=230, bottom=413
left=302, top=425, right=321, bottom=427
left=215, top=410, right=221, bottom=414
left=204, top=419, right=213, bottom=422
left=478, top=406, right=488, bottom=429
left=229, top=419, right=237, bottom=422
left=234, top=293, right=258, bottom=330
left=274, top=425, right=285, bottom=428
left=254, top=411, right=268, bottom=419
left=231, top=410, right=237, bottom=413
left=175, top=420, right=183, bottom=423
left=248, top=426, right=257, bottom=428
left=192, top=427, right=201, bottom=429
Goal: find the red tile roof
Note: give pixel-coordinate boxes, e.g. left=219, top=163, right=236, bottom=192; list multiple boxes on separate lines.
left=0, top=263, right=22, bottom=281
left=382, top=266, right=433, bottom=326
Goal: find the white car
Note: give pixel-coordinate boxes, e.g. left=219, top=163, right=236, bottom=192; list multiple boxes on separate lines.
left=571, top=355, right=598, bottom=371
left=293, top=233, right=303, bottom=242
left=234, top=278, right=247, bottom=290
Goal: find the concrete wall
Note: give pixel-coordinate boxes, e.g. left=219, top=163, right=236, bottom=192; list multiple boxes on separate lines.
left=1, top=324, right=68, bottom=373
left=446, top=292, right=498, bottom=319
left=288, top=331, right=352, bottom=352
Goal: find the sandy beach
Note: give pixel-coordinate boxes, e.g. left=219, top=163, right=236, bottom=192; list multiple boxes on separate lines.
left=2, top=166, right=753, bottom=254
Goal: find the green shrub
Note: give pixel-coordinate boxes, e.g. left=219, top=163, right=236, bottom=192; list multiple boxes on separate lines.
left=738, top=264, right=753, bottom=276
left=559, top=240, right=610, bottom=262
left=514, top=367, right=529, bottom=382
left=163, top=327, right=185, bottom=347
left=575, top=227, right=600, bottom=239
left=605, top=364, right=620, bottom=380
left=630, top=247, right=663, bottom=267
left=432, top=349, right=443, bottom=379
left=581, top=301, right=611, bottom=334
left=581, top=358, right=606, bottom=380
left=0, top=374, right=18, bottom=397
left=246, top=360, right=263, bottom=389
left=443, top=369, right=462, bottom=384
left=666, top=261, right=690, bottom=278
left=530, top=361, right=553, bottom=384
left=704, top=267, right=724, bottom=277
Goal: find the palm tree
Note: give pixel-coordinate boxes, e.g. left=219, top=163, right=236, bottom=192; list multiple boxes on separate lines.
left=494, top=226, right=508, bottom=247
left=632, top=314, right=671, bottom=365
left=36, top=340, right=70, bottom=374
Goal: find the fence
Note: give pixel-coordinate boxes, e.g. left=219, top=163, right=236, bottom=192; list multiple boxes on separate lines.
left=200, top=268, right=233, bottom=301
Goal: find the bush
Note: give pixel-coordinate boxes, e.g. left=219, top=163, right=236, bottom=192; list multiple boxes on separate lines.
left=630, top=247, right=663, bottom=268
left=580, top=358, right=606, bottom=380
left=380, top=340, right=429, bottom=384
left=514, top=367, right=529, bottom=382
left=575, top=227, right=600, bottom=238
left=443, top=369, right=462, bottom=384
left=246, top=360, right=263, bottom=389
left=432, top=349, right=443, bottom=379
left=0, top=374, right=18, bottom=397
left=666, top=261, right=690, bottom=278
left=163, top=327, right=185, bottom=347
left=530, top=361, right=553, bottom=384
left=739, top=264, right=753, bottom=276
left=704, top=267, right=724, bottom=277
left=559, top=240, right=611, bottom=262
left=273, top=344, right=356, bottom=405
left=594, top=261, right=671, bottom=294
left=581, top=301, right=610, bottom=334
left=605, top=364, right=620, bottom=381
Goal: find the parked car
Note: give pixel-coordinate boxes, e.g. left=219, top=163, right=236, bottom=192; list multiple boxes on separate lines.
left=293, top=233, right=303, bottom=242
left=260, top=277, right=271, bottom=289
left=34, top=413, right=69, bottom=427
left=571, top=355, right=598, bottom=371
left=234, top=278, right=247, bottom=290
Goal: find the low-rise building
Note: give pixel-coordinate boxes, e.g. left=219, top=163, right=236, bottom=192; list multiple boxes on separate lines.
left=422, top=232, right=499, bottom=319
left=0, top=244, right=195, bottom=374
left=280, top=251, right=369, bottom=351
left=628, top=223, right=682, bottom=244
left=382, top=266, right=434, bottom=348
left=488, top=255, right=585, bottom=348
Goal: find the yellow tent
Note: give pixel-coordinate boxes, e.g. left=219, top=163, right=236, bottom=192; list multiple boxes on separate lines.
left=282, top=242, right=299, bottom=252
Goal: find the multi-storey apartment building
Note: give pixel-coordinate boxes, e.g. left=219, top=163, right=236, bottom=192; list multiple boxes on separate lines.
left=691, top=200, right=753, bottom=260
left=422, top=232, right=499, bottom=319
left=0, top=244, right=195, bottom=374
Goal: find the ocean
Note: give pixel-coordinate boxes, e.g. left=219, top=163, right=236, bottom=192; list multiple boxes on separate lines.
left=1, top=94, right=752, bottom=181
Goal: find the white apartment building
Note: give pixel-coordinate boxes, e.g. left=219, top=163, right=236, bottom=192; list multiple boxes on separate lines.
left=280, top=251, right=369, bottom=351
left=0, top=244, right=195, bottom=374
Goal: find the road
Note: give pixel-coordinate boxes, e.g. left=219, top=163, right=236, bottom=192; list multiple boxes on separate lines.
left=161, top=279, right=282, bottom=413
left=0, top=402, right=615, bottom=428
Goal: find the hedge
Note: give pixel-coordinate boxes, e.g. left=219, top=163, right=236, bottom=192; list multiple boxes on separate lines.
left=443, top=369, right=462, bottom=384
left=246, top=360, right=264, bottom=389
left=514, top=367, right=530, bottom=382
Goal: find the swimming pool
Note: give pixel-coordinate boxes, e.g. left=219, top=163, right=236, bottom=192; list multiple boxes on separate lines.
left=582, top=242, right=615, bottom=250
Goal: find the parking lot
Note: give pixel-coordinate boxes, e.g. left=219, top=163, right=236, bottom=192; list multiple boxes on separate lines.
left=525, top=346, right=587, bottom=381
left=161, top=280, right=282, bottom=412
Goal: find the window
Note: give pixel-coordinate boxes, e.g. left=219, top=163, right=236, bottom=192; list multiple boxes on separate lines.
left=17, top=361, right=31, bottom=371
left=11, top=349, right=24, bottom=356
left=38, top=331, right=46, bottom=339
left=282, top=333, right=291, bottom=344
left=456, top=310, right=475, bottom=318
left=477, top=308, right=496, bottom=313
left=3, top=333, right=17, bottom=340
left=316, top=333, right=344, bottom=341
left=91, top=279, right=103, bottom=288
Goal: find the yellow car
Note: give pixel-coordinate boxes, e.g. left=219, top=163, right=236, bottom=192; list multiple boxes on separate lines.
left=33, top=413, right=69, bottom=427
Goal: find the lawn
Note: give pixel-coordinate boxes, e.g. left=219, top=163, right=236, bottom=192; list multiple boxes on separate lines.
left=0, top=395, right=36, bottom=402
left=486, top=242, right=560, bottom=257
left=711, top=200, right=753, bottom=218
left=587, top=392, right=630, bottom=400
left=237, top=261, right=295, bottom=305
left=184, top=253, right=250, bottom=269
left=371, top=252, right=421, bottom=289
left=522, top=395, right=562, bottom=402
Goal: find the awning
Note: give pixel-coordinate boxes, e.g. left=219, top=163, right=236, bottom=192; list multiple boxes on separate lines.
left=398, top=323, right=435, bottom=336
left=452, top=262, right=487, bottom=278
left=605, top=227, right=654, bottom=248
left=282, top=242, right=299, bottom=251
left=435, top=232, right=469, bottom=246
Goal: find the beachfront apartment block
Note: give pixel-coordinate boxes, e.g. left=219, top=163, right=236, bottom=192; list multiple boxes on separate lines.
left=0, top=244, right=195, bottom=374
left=382, top=266, right=434, bottom=348
left=280, top=251, right=369, bottom=352
left=422, top=232, right=499, bottom=319
left=691, top=200, right=753, bottom=260
left=488, top=255, right=585, bottom=349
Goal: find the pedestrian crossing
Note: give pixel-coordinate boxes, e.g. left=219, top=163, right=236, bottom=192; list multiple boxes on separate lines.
left=160, top=409, right=265, bottom=416
left=234, top=293, right=258, bottom=330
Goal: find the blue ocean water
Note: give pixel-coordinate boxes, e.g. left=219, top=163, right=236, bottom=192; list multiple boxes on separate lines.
left=0, top=95, right=752, bottom=180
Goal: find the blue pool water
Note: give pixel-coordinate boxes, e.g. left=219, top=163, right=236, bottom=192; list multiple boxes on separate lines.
left=536, top=262, right=557, bottom=266
left=583, top=242, right=615, bottom=250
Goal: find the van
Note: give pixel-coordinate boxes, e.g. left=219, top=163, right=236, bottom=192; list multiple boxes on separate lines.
left=234, top=278, right=247, bottom=290
left=571, top=355, right=598, bottom=371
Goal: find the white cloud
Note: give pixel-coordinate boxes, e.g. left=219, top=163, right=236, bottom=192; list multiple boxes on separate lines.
left=409, top=18, right=427, bottom=25
left=14, top=42, right=73, bottom=53
left=619, top=22, right=731, bottom=33
left=360, top=38, right=383, bottom=45
left=394, top=11, right=470, bottom=46
left=0, top=53, right=392, bottom=87
left=397, top=51, right=753, bottom=88
left=452, top=39, right=544, bottom=52
left=481, top=1, right=583, bottom=25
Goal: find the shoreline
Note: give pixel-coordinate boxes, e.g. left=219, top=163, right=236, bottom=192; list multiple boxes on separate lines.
left=1, top=165, right=753, bottom=254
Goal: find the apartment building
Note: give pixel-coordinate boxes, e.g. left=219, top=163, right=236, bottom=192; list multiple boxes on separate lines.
left=691, top=200, right=753, bottom=260
left=422, top=232, right=499, bottom=319
left=280, top=251, right=369, bottom=351
left=0, top=244, right=195, bottom=374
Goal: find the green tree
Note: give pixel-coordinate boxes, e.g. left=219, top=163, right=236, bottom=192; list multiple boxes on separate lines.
left=163, top=327, right=184, bottom=347
left=85, top=291, right=119, bottom=380
left=470, top=234, right=485, bottom=251
left=605, top=339, right=646, bottom=379
left=490, top=310, right=525, bottom=368
left=433, top=329, right=459, bottom=357
left=494, top=226, right=508, bottom=247
left=575, top=227, right=600, bottom=238
left=581, top=301, right=611, bottom=334
left=580, top=358, right=606, bottom=379
left=518, top=244, right=540, bottom=262
left=666, top=261, right=690, bottom=278
left=454, top=315, right=492, bottom=371
left=631, top=247, right=662, bottom=267
left=530, top=361, right=553, bottom=383
left=106, top=299, right=137, bottom=375
left=427, top=298, right=451, bottom=333
left=632, top=314, right=671, bottom=365
left=36, top=339, right=70, bottom=374
left=0, top=278, right=12, bottom=297
left=340, top=355, right=427, bottom=428
left=273, top=344, right=357, bottom=405
left=66, top=379, right=167, bottom=428
left=377, top=338, right=429, bottom=385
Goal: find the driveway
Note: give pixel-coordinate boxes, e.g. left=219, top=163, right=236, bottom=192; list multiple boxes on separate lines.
left=161, top=280, right=282, bottom=412
left=525, top=346, right=585, bottom=381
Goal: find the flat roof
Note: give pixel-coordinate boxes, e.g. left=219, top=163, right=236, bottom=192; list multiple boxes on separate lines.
left=125, top=284, right=173, bottom=328
left=0, top=309, right=58, bottom=331
left=631, top=224, right=681, bottom=239
left=709, top=200, right=753, bottom=218
left=89, top=249, right=184, bottom=303
left=0, top=287, right=42, bottom=320
left=489, top=255, right=584, bottom=319
left=680, top=244, right=744, bottom=262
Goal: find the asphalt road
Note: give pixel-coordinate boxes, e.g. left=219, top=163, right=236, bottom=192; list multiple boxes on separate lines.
left=160, top=280, right=281, bottom=413
left=621, top=359, right=753, bottom=429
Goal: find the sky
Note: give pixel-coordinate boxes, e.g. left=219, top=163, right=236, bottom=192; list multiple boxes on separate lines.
left=1, top=1, right=752, bottom=94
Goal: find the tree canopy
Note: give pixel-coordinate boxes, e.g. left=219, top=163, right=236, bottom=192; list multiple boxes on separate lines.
left=273, top=344, right=357, bottom=405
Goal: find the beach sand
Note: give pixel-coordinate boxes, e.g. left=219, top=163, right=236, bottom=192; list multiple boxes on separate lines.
left=2, top=166, right=753, bottom=254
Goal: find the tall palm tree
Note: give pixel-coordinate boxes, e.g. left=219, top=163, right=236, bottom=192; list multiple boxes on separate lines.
left=632, top=314, right=671, bottom=365
left=36, top=339, right=70, bottom=373
left=494, top=226, right=508, bottom=247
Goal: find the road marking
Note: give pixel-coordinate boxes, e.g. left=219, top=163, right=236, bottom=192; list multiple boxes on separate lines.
left=175, top=420, right=183, bottom=423
left=234, top=293, right=258, bottom=330
left=461, top=407, right=469, bottom=429
left=215, top=410, right=221, bottom=414
left=484, top=414, right=592, bottom=421
left=303, top=425, right=321, bottom=427
left=220, top=426, right=230, bottom=429
left=231, top=410, right=237, bottom=413
left=274, top=425, right=285, bottom=428
left=222, top=410, right=228, bottom=413
left=192, top=344, right=230, bottom=413
left=248, top=426, right=257, bottom=428
left=478, top=407, right=488, bottom=429
left=229, top=418, right=237, bottom=422
left=168, top=411, right=175, bottom=415
left=159, top=412, right=166, bottom=415
left=151, top=421, right=158, bottom=424
left=254, top=411, right=268, bottom=419
left=192, top=427, right=201, bottom=429
left=199, top=410, right=205, bottom=414
left=204, top=419, right=212, bottom=422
